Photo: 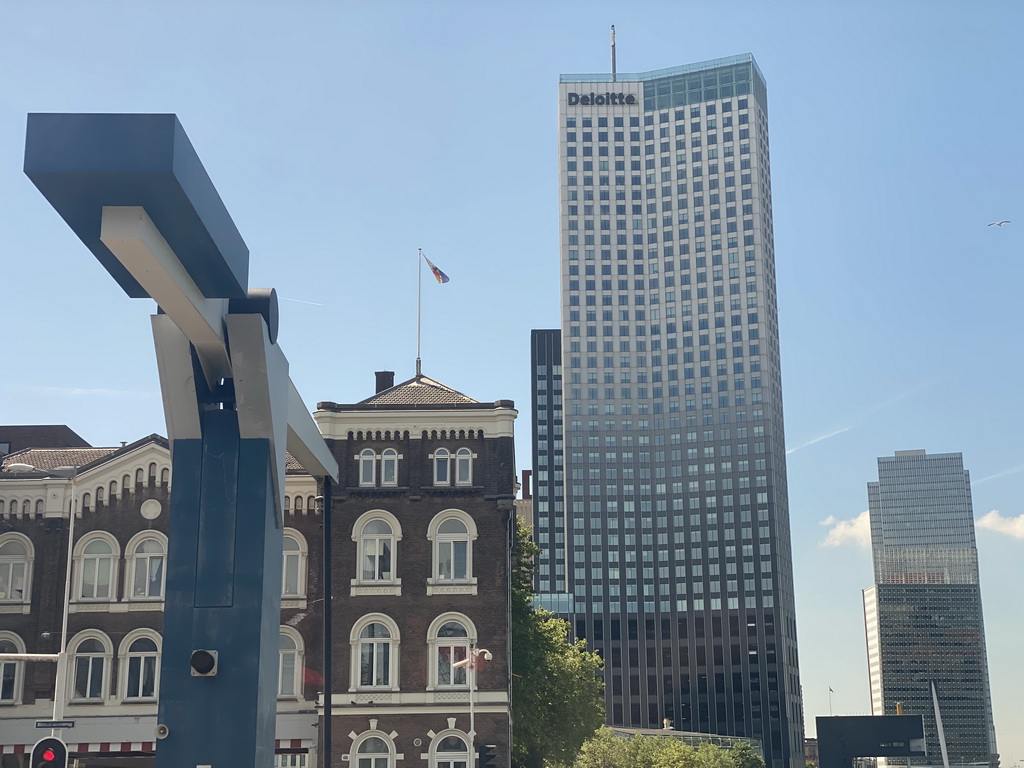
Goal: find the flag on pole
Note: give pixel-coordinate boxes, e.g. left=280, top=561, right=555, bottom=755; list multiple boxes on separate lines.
left=421, top=252, right=450, bottom=284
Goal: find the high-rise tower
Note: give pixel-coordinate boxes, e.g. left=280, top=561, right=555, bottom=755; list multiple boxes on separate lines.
left=863, top=450, right=997, bottom=768
left=534, top=53, right=803, bottom=768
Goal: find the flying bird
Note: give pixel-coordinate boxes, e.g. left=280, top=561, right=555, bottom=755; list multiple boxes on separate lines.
left=988, top=220, right=1011, bottom=227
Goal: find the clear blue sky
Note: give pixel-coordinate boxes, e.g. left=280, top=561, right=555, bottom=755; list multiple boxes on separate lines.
left=2, top=1, right=1022, bottom=764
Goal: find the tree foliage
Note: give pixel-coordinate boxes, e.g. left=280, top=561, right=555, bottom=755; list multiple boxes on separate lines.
left=511, top=518, right=605, bottom=768
left=573, top=728, right=767, bottom=768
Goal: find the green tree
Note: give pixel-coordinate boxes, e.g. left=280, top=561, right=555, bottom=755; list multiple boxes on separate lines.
left=729, top=742, right=766, bottom=768
left=512, top=518, right=605, bottom=768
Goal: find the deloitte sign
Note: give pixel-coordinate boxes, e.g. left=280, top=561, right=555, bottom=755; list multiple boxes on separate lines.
left=567, top=92, right=637, bottom=106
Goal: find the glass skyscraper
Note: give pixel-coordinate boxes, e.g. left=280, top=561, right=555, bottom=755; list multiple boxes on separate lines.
left=532, top=54, right=803, bottom=768
left=863, top=450, right=997, bottom=768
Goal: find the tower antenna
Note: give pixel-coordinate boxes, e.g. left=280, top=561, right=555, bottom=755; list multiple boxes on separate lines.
left=610, top=25, right=617, bottom=81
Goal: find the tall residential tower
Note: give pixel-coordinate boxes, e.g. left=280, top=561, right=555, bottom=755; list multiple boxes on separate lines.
left=863, top=450, right=997, bottom=768
left=533, top=54, right=803, bottom=768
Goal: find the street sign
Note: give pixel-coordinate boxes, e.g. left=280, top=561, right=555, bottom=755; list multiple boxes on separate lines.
left=35, top=721, right=74, bottom=729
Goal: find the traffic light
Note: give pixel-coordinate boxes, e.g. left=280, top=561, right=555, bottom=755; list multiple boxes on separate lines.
left=477, top=744, right=498, bottom=768
left=190, top=649, right=218, bottom=676
left=31, top=737, right=68, bottom=768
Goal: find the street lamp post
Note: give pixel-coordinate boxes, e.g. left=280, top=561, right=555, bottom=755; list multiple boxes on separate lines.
left=453, top=646, right=492, bottom=766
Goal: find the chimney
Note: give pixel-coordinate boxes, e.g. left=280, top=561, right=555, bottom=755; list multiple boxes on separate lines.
left=375, top=371, right=395, bottom=393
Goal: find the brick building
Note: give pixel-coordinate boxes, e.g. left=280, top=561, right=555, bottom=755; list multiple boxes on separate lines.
left=315, top=371, right=517, bottom=768
left=0, top=370, right=517, bottom=768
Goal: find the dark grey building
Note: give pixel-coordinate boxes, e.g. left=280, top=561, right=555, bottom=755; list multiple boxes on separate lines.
left=532, top=53, right=803, bottom=768
left=863, top=450, right=997, bottom=768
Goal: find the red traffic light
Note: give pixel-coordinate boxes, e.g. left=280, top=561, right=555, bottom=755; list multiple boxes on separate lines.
left=31, top=736, right=68, bottom=767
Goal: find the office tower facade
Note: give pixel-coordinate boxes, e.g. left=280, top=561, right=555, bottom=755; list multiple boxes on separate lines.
left=541, top=54, right=803, bottom=768
left=863, top=450, right=997, bottom=768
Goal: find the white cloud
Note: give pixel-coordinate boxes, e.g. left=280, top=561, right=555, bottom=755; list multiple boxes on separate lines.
left=820, top=510, right=871, bottom=549
left=976, top=510, right=1024, bottom=541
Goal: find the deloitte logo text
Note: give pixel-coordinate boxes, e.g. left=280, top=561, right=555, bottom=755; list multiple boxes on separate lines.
left=567, top=92, right=637, bottom=106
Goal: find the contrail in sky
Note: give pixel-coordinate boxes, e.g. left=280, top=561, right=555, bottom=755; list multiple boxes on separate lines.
left=787, top=426, right=851, bottom=456
left=280, top=297, right=324, bottom=306
left=975, top=464, right=1024, bottom=484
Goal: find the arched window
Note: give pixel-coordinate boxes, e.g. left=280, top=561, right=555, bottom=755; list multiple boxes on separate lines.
left=278, top=627, right=303, bottom=698
left=381, top=449, right=399, bottom=487
left=433, top=448, right=451, bottom=485
left=307, top=495, right=316, bottom=511
left=294, top=495, right=304, bottom=513
left=284, top=495, right=291, bottom=512
left=82, top=492, right=91, bottom=511
left=69, top=631, right=112, bottom=701
left=119, top=631, right=160, bottom=700
left=75, top=533, right=119, bottom=601
left=355, top=736, right=393, bottom=768
left=0, top=631, right=25, bottom=704
left=135, top=468, right=144, bottom=485
left=21, top=500, right=29, bottom=516
left=350, top=614, right=400, bottom=691
left=148, top=463, right=157, bottom=483
left=282, top=529, right=308, bottom=598
left=35, top=499, right=44, bottom=515
left=427, top=614, right=476, bottom=690
left=160, top=467, right=169, bottom=485
left=427, top=512, right=477, bottom=595
left=127, top=533, right=166, bottom=600
left=455, top=448, right=473, bottom=486
left=351, top=511, right=402, bottom=595
left=437, top=518, right=470, bottom=580
left=359, top=449, right=376, bottom=487
left=361, top=520, right=393, bottom=582
left=109, top=480, right=118, bottom=500
left=95, top=486, right=104, bottom=505
left=432, top=735, right=470, bottom=768
left=122, top=474, right=131, bottom=493
left=0, top=533, right=33, bottom=604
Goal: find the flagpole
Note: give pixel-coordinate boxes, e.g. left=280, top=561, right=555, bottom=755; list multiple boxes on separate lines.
left=828, top=686, right=833, bottom=716
left=416, top=248, right=423, bottom=377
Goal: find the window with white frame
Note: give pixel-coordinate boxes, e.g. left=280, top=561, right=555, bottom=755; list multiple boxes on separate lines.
left=278, top=627, right=303, bottom=698
left=350, top=614, right=399, bottom=690
left=359, top=449, right=376, bottom=487
left=455, top=448, right=473, bottom=485
left=433, top=735, right=470, bottom=768
left=0, top=632, right=25, bottom=704
left=432, top=619, right=470, bottom=689
left=360, top=521, right=394, bottom=581
left=76, top=534, right=119, bottom=601
left=436, top=520, right=469, bottom=580
left=282, top=529, right=307, bottom=598
left=355, top=736, right=393, bottom=768
left=433, top=448, right=451, bottom=485
left=120, top=632, right=160, bottom=700
left=70, top=631, right=112, bottom=701
left=0, top=533, right=32, bottom=604
left=127, top=534, right=166, bottom=600
left=275, top=756, right=308, bottom=768
left=381, top=448, right=399, bottom=486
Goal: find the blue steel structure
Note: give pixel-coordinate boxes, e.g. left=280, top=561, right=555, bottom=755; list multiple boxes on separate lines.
left=24, top=113, right=339, bottom=768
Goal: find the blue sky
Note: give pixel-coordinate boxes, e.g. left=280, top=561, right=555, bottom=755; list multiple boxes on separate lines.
left=2, top=1, right=1022, bottom=764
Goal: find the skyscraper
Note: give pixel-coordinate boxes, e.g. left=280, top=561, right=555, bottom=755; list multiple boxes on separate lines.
left=533, top=53, right=803, bottom=768
left=863, top=450, right=997, bottom=768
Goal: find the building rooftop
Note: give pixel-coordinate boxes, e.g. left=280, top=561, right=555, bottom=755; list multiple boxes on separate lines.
left=0, top=424, right=91, bottom=455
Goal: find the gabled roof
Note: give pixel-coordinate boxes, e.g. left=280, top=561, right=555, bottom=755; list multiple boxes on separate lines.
left=357, top=374, right=479, bottom=407
left=0, top=434, right=168, bottom=475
